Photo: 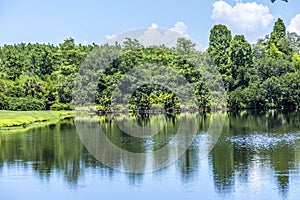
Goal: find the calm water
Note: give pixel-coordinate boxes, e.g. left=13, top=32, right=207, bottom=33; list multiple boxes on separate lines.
left=0, top=110, right=300, bottom=200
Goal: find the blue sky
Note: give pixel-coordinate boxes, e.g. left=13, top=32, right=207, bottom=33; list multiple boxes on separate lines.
left=0, top=0, right=299, bottom=48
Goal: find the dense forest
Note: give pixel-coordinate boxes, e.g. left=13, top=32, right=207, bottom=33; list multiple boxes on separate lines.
left=0, top=18, right=299, bottom=111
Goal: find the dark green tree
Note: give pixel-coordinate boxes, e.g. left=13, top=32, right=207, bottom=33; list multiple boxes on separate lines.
left=229, top=35, right=256, bottom=90
left=255, top=57, right=295, bottom=82
left=207, top=25, right=232, bottom=90
left=207, top=25, right=232, bottom=74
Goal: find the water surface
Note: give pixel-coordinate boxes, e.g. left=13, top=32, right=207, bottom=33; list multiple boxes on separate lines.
left=0, top=110, right=300, bottom=199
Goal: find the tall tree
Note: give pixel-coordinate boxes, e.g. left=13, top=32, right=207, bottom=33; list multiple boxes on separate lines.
left=229, top=35, right=255, bottom=89
left=207, top=25, right=232, bottom=73
left=207, top=24, right=232, bottom=89
left=56, top=38, right=88, bottom=105
left=269, top=18, right=286, bottom=44
left=268, top=18, right=291, bottom=57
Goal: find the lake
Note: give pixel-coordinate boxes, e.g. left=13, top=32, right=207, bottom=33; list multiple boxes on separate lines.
left=0, top=110, right=300, bottom=200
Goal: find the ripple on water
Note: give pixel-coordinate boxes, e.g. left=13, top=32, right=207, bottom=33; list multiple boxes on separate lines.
left=229, top=132, right=300, bottom=149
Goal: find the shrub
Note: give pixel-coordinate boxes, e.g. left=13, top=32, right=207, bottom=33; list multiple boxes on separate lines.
left=7, top=97, right=45, bottom=111
left=0, top=93, right=8, bottom=110
left=50, top=103, right=72, bottom=110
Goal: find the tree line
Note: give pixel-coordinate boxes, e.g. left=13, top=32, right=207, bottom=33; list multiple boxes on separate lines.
left=208, top=18, right=300, bottom=109
left=0, top=18, right=299, bottom=111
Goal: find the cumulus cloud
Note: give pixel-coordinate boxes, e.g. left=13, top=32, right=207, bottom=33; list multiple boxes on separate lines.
left=170, top=22, right=188, bottom=35
left=212, top=0, right=274, bottom=33
left=161, top=22, right=190, bottom=47
left=287, top=14, right=300, bottom=35
left=104, top=21, right=201, bottom=50
left=150, top=23, right=158, bottom=29
left=139, top=23, right=163, bottom=46
left=139, top=22, right=190, bottom=47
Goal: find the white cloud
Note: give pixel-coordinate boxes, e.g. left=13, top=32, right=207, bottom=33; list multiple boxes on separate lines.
left=287, top=14, right=300, bottom=35
left=150, top=23, right=158, bottom=29
left=139, top=22, right=201, bottom=49
left=212, top=1, right=274, bottom=33
left=104, top=22, right=201, bottom=50
left=139, top=22, right=189, bottom=47
left=170, top=22, right=188, bottom=35
left=105, top=34, right=118, bottom=45
left=105, top=34, right=117, bottom=40
left=160, top=22, right=190, bottom=47
left=139, top=23, right=163, bottom=46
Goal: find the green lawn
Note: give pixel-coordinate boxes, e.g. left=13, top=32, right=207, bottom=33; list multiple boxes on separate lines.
left=0, top=110, right=73, bottom=131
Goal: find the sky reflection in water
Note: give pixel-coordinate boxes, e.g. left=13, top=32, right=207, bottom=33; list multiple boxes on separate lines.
left=0, top=110, right=300, bottom=200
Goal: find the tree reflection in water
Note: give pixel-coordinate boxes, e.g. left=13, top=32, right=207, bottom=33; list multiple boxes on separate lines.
left=0, top=110, right=299, bottom=198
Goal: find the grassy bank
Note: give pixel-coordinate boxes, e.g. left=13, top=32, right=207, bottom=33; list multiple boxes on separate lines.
left=0, top=110, right=73, bottom=132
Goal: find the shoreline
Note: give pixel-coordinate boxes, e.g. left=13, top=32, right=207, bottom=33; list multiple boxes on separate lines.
left=0, top=108, right=298, bottom=133
left=0, top=110, right=74, bottom=133
left=95, top=107, right=298, bottom=115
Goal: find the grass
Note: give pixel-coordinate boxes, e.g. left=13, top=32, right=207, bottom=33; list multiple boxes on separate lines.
left=0, top=110, right=73, bottom=132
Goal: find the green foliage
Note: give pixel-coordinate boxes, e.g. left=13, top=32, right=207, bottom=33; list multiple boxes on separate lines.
left=229, top=83, right=265, bottom=109
left=263, top=72, right=300, bottom=108
left=206, top=19, right=300, bottom=109
left=50, top=103, right=72, bottom=111
left=0, top=18, right=299, bottom=111
left=254, top=57, right=295, bottom=81
left=207, top=25, right=232, bottom=75
left=0, top=38, right=94, bottom=111
left=269, top=18, right=286, bottom=44
left=268, top=18, right=292, bottom=58
left=92, top=42, right=210, bottom=110
left=292, top=54, right=300, bottom=69
left=7, top=97, right=45, bottom=111
left=0, top=93, right=8, bottom=110
left=122, top=38, right=143, bottom=50
left=229, top=35, right=256, bottom=90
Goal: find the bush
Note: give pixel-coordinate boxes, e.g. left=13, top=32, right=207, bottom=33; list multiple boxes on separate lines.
left=0, top=93, right=8, bottom=110
left=50, top=103, right=72, bottom=110
left=7, top=97, right=45, bottom=111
